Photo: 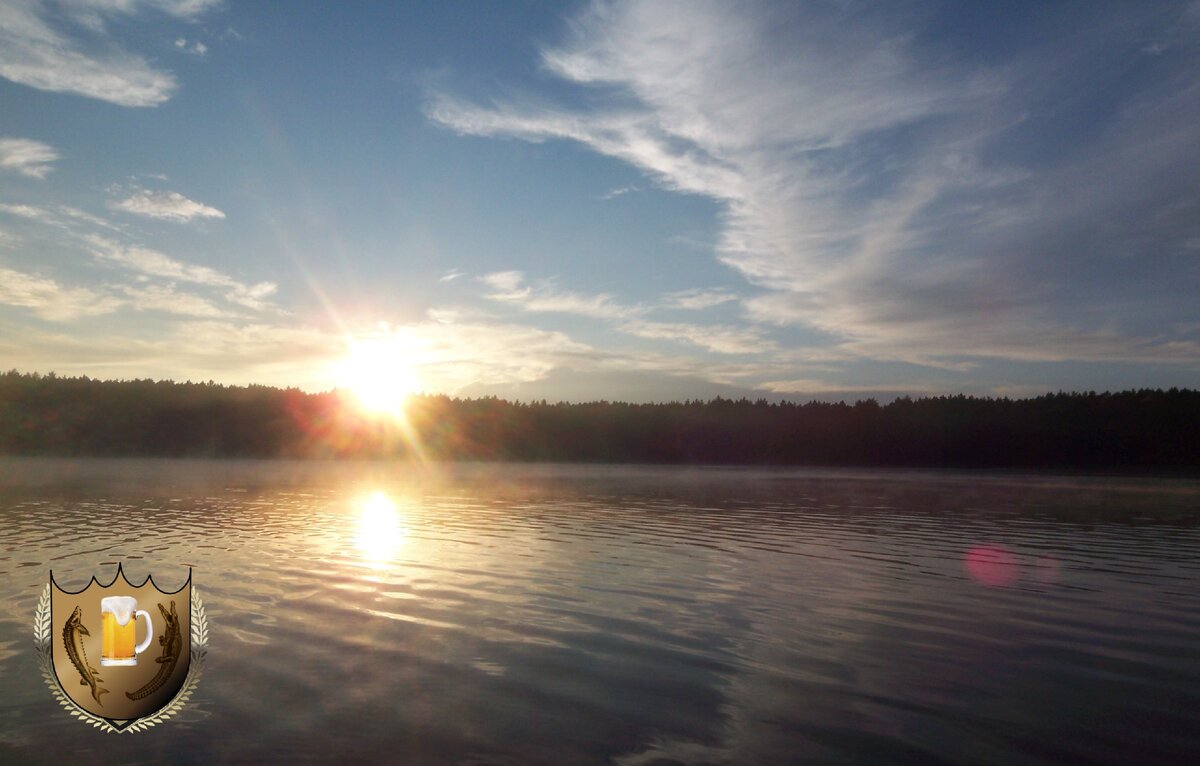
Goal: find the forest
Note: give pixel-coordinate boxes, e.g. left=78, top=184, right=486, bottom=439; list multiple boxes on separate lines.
left=1, top=370, right=1197, bottom=470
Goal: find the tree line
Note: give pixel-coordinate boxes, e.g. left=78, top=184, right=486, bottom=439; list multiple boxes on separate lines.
left=1, top=370, right=1197, bottom=470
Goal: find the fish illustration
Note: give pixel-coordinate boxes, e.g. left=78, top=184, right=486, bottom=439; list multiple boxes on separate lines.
left=126, top=600, right=183, bottom=701
left=63, top=606, right=108, bottom=706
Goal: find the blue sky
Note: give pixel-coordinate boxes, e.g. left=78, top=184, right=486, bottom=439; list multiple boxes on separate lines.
left=1, top=0, right=1198, bottom=402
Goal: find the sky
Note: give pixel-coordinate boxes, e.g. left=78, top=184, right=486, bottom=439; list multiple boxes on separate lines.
left=1, top=0, right=1198, bottom=403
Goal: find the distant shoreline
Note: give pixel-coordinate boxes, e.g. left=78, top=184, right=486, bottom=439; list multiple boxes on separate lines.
left=2, top=371, right=1198, bottom=472
left=2, top=455, right=1198, bottom=480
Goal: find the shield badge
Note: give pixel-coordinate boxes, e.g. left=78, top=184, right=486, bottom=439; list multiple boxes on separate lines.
left=35, top=565, right=207, bottom=732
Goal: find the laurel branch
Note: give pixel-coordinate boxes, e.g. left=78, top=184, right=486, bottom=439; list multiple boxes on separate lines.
left=34, top=584, right=209, bottom=734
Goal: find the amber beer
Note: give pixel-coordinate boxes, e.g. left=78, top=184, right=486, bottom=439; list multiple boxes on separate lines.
left=100, top=596, right=154, bottom=666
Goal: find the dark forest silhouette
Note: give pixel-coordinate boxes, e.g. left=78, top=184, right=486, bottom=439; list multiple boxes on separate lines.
left=2, top=370, right=1197, bottom=470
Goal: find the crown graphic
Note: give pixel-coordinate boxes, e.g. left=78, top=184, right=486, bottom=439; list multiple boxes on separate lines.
left=49, top=562, right=191, bottom=596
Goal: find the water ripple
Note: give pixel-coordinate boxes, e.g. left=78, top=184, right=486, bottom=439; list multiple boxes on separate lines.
left=0, top=459, right=1198, bottom=765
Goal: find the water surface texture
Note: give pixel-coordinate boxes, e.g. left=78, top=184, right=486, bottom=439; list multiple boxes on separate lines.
left=1, top=460, right=1198, bottom=765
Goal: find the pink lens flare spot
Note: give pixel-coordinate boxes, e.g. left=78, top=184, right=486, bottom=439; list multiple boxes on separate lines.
left=964, top=544, right=1020, bottom=587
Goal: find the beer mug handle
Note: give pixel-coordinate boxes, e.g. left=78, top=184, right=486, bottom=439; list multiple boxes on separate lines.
left=134, top=609, right=154, bottom=655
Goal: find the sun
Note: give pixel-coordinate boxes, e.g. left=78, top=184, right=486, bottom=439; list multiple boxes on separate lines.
left=336, top=336, right=421, bottom=416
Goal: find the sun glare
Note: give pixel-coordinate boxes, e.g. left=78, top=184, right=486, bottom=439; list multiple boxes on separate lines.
left=336, top=337, right=421, bottom=416
left=354, top=491, right=407, bottom=564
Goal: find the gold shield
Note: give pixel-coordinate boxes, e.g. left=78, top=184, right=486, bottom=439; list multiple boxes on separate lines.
left=47, top=565, right=192, bottom=729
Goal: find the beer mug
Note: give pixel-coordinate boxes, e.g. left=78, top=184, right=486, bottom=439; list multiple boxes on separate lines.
left=100, top=596, right=154, bottom=666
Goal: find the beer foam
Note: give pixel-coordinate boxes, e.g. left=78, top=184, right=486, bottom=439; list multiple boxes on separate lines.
left=102, top=596, right=137, bottom=626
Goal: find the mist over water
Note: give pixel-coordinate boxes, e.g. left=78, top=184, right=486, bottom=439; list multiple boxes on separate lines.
left=1, top=460, right=1198, bottom=765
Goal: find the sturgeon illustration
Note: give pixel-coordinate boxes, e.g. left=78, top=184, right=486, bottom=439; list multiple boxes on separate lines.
left=63, top=606, right=108, bottom=706
left=126, top=600, right=183, bottom=701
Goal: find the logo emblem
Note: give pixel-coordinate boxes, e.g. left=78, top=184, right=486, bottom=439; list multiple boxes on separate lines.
left=34, top=565, right=208, bottom=732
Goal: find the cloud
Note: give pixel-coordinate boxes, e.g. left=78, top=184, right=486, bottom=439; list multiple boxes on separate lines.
left=111, top=188, right=225, bottom=222
left=757, top=378, right=855, bottom=394
left=0, top=203, right=52, bottom=221
left=57, top=205, right=122, bottom=231
left=480, top=270, right=644, bottom=319
left=458, top=365, right=778, bottom=403
left=161, top=321, right=341, bottom=386
left=758, top=378, right=946, bottom=403
left=438, top=268, right=465, bottom=282
left=619, top=319, right=776, bottom=354
left=479, top=270, right=780, bottom=357
left=0, top=266, right=122, bottom=321
left=174, top=37, right=207, bottom=55
left=0, top=203, right=270, bottom=320
left=0, top=249, right=251, bottom=324
left=0, top=202, right=122, bottom=233
left=1, top=319, right=340, bottom=391
left=479, top=270, right=524, bottom=292
left=0, top=0, right=221, bottom=106
left=64, top=1, right=224, bottom=30
left=661, top=287, right=737, bottom=310
left=85, top=235, right=276, bottom=311
left=0, top=310, right=601, bottom=395
left=374, top=315, right=601, bottom=394
left=120, top=283, right=229, bottom=317
left=0, top=137, right=59, bottom=178
left=600, top=184, right=638, bottom=200
left=347, top=310, right=810, bottom=399
left=430, top=1, right=1200, bottom=371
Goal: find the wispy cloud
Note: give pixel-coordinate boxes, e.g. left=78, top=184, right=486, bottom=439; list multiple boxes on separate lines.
left=480, top=270, right=643, bottom=319
left=438, top=268, right=465, bottom=282
left=431, top=1, right=1200, bottom=371
left=1, top=311, right=603, bottom=394
left=0, top=203, right=52, bottom=221
left=343, top=310, right=807, bottom=398
left=85, top=235, right=276, bottom=311
left=174, top=37, right=207, bottom=55
left=479, top=271, right=522, bottom=292
left=1, top=198, right=268, bottom=321
left=375, top=314, right=601, bottom=393
left=0, top=137, right=59, bottom=179
left=660, top=287, right=737, bottom=310
left=480, top=271, right=777, bottom=357
left=758, top=377, right=949, bottom=398
left=63, top=1, right=224, bottom=31
left=57, top=205, right=121, bottom=231
left=619, top=319, right=776, bottom=354
left=0, top=266, right=121, bottom=321
left=111, top=188, right=225, bottom=222
left=120, top=283, right=229, bottom=317
left=599, top=184, right=638, bottom=200
left=0, top=0, right=221, bottom=106
left=1, top=319, right=341, bottom=391
left=479, top=271, right=782, bottom=355
left=0, top=202, right=121, bottom=233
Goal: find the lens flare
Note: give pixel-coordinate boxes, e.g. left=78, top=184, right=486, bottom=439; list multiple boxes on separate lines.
left=964, top=544, right=1020, bottom=587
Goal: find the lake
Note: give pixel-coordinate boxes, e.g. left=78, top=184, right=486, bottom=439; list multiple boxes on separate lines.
left=1, top=459, right=1198, bottom=765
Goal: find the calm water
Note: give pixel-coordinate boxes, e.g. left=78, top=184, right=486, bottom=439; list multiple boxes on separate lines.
left=1, top=459, right=1198, bottom=765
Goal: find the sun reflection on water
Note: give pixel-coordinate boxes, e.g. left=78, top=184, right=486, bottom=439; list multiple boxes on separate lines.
left=354, top=491, right=408, bottom=566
